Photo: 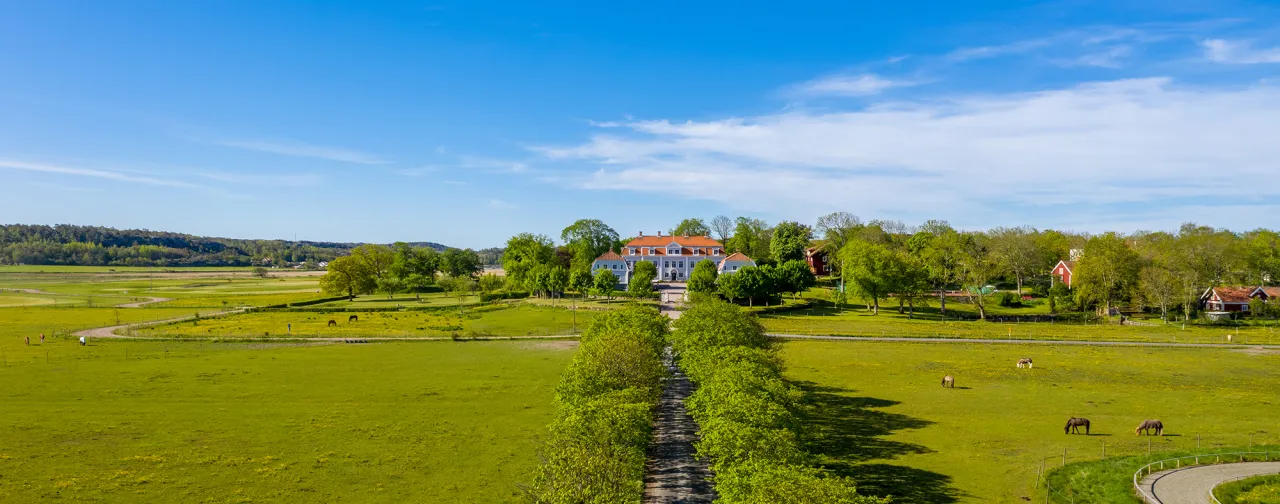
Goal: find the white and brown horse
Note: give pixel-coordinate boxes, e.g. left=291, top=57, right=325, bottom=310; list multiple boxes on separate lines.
left=1017, top=358, right=1034, bottom=369
left=942, top=375, right=955, bottom=388
left=1135, top=420, right=1163, bottom=436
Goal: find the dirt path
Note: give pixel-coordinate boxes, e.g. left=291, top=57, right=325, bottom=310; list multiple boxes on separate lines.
left=642, top=286, right=716, bottom=503
left=115, top=296, right=174, bottom=308
left=769, top=333, right=1280, bottom=349
left=1139, top=461, right=1280, bottom=503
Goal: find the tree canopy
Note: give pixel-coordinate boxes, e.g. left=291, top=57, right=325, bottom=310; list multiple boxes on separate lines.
left=672, top=218, right=711, bottom=237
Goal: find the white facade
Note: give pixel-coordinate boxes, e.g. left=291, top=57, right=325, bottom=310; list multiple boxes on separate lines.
left=592, top=233, right=731, bottom=285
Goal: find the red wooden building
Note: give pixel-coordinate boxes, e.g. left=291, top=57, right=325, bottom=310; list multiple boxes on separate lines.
left=1050, top=260, right=1076, bottom=288
left=805, top=247, right=831, bottom=275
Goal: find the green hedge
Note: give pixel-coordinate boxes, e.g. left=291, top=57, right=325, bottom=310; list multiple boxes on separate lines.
left=480, top=290, right=530, bottom=302
left=523, top=306, right=669, bottom=503
left=671, top=299, right=886, bottom=504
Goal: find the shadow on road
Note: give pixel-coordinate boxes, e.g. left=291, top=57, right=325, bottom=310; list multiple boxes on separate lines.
left=795, top=382, right=966, bottom=504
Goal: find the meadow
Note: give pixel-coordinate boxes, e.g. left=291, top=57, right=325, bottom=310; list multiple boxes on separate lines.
left=133, top=304, right=597, bottom=339
left=0, top=339, right=575, bottom=503
left=1215, top=474, right=1280, bottom=503
left=760, top=301, right=1280, bottom=345
left=779, top=340, right=1280, bottom=503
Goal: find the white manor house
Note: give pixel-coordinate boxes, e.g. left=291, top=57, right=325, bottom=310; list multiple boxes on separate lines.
left=590, top=231, right=756, bottom=285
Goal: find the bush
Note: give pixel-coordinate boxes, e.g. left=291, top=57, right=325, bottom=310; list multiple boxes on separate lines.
left=479, top=290, right=530, bottom=303
left=523, top=306, right=669, bottom=504
left=997, top=292, right=1022, bottom=308
left=671, top=299, right=885, bottom=504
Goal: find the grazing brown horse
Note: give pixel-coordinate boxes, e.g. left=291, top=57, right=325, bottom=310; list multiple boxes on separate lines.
left=327, top=319, right=337, bottom=327
left=942, top=375, right=955, bottom=388
left=1065, top=417, right=1090, bottom=435
left=1135, top=420, right=1163, bottom=436
left=1017, top=358, right=1034, bottom=369
left=348, top=315, right=359, bottom=322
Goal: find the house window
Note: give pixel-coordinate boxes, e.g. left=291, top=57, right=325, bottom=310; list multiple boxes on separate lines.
left=629, top=248, right=636, bottom=255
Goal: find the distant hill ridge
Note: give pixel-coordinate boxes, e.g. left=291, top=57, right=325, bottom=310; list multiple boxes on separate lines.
left=0, top=224, right=449, bottom=267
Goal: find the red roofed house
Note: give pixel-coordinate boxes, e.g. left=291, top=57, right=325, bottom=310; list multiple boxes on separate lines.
left=1250, top=286, right=1280, bottom=303
left=805, top=247, right=831, bottom=275
left=1050, top=260, right=1077, bottom=288
left=1200, top=287, right=1254, bottom=313
left=717, top=252, right=756, bottom=274
left=592, top=231, right=750, bottom=285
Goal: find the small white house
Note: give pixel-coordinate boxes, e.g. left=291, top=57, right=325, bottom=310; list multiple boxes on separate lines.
left=591, top=250, right=630, bottom=284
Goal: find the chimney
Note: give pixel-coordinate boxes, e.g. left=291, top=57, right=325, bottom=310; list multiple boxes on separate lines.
left=657, top=231, right=663, bottom=237
left=638, top=231, right=644, bottom=237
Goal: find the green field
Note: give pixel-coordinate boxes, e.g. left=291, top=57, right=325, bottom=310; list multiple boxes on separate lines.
left=134, top=305, right=597, bottom=339
left=760, top=302, right=1280, bottom=345
left=780, top=340, right=1280, bottom=503
left=0, top=339, right=575, bottom=503
left=1215, top=474, right=1280, bottom=503
left=0, top=267, right=324, bottom=309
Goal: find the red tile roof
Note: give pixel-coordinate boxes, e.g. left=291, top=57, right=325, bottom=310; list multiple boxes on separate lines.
left=719, top=252, right=753, bottom=266
left=625, top=235, right=722, bottom=248
left=1254, top=287, right=1280, bottom=298
left=1210, top=287, right=1254, bottom=304
left=594, top=250, right=624, bottom=261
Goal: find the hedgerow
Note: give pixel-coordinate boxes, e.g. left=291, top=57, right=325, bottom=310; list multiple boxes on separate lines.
left=523, top=306, right=669, bottom=504
left=672, top=299, right=888, bottom=504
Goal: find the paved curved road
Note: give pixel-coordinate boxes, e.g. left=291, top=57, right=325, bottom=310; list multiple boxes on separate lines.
left=115, top=296, right=174, bottom=308
left=1139, top=461, right=1280, bottom=503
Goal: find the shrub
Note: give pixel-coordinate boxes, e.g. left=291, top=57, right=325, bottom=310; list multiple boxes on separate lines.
left=479, top=290, right=530, bottom=303
left=523, top=306, right=668, bottom=504
left=997, top=292, right=1022, bottom=308
left=672, top=299, right=885, bottom=504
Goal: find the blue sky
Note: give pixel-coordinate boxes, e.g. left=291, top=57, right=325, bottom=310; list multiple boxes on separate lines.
left=2, top=1, right=1279, bottom=248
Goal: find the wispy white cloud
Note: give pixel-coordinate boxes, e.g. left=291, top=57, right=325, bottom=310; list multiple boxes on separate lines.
left=0, top=159, right=200, bottom=188
left=948, top=38, right=1052, bottom=61
left=1202, top=39, right=1280, bottom=64
left=459, top=156, right=528, bottom=172
left=539, top=78, right=1280, bottom=228
left=397, top=166, right=438, bottom=177
left=1051, top=45, right=1132, bottom=68
left=488, top=198, right=518, bottom=210
left=25, top=181, right=104, bottom=193
left=795, top=73, right=918, bottom=96
left=216, top=139, right=389, bottom=164
left=197, top=171, right=322, bottom=187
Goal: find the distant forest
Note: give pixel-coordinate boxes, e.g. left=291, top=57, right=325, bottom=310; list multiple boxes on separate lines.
left=0, top=224, right=453, bottom=267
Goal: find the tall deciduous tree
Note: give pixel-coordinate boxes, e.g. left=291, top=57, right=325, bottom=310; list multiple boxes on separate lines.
left=561, top=219, right=620, bottom=271
left=957, top=233, right=999, bottom=320
left=841, top=240, right=895, bottom=315
left=710, top=215, right=734, bottom=243
left=503, top=233, right=555, bottom=287
left=815, top=212, right=864, bottom=260
left=908, top=222, right=965, bottom=315
left=988, top=226, right=1039, bottom=296
left=592, top=269, right=618, bottom=299
left=688, top=259, right=719, bottom=294
left=440, top=248, right=482, bottom=278
left=671, top=218, right=711, bottom=237
left=889, top=250, right=931, bottom=318
left=770, top=221, right=813, bottom=264
left=630, top=261, right=657, bottom=295
left=320, top=256, right=374, bottom=300
left=776, top=259, right=817, bottom=300
left=1075, top=233, right=1141, bottom=316
left=728, top=217, right=772, bottom=261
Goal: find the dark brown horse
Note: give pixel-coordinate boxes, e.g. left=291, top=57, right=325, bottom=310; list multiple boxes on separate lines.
left=327, top=319, right=337, bottom=327
left=942, top=375, right=955, bottom=388
left=1135, top=420, right=1163, bottom=436
left=348, top=315, right=359, bottom=322
left=1065, top=417, right=1090, bottom=435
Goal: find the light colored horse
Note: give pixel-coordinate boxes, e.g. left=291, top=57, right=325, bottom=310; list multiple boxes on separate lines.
left=1017, top=358, right=1034, bottom=369
left=1135, top=420, right=1163, bottom=436
left=942, top=375, right=955, bottom=388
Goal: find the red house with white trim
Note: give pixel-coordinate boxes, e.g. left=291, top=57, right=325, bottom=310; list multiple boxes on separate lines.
left=1050, top=260, right=1077, bottom=288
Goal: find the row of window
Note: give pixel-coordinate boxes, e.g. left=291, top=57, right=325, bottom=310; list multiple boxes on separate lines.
left=626, top=247, right=722, bottom=256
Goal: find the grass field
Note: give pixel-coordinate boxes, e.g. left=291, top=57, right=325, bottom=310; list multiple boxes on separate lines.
left=760, top=302, right=1280, bottom=345
left=1215, top=473, right=1280, bottom=503
left=0, top=339, right=574, bottom=503
left=779, top=340, right=1280, bottom=503
left=134, top=304, right=598, bottom=339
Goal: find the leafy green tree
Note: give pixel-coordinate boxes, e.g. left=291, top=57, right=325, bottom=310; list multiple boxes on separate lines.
left=320, top=255, right=374, bottom=300
left=957, top=233, right=1000, bottom=320
left=730, top=265, right=773, bottom=307
left=376, top=276, right=404, bottom=299
left=592, top=268, right=618, bottom=300
left=1139, top=263, right=1179, bottom=322
left=349, top=244, right=395, bottom=283
left=251, top=266, right=269, bottom=278
left=841, top=240, right=895, bottom=314
left=503, top=233, right=555, bottom=287
left=688, top=259, right=719, bottom=294
left=1243, top=229, right=1280, bottom=286
left=440, top=248, right=482, bottom=278
left=908, top=222, right=966, bottom=315
left=717, top=269, right=746, bottom=304
left=988, top=226, right=1039, bottom=296
left=569, top=268, right=592, bottom=294
left=889, top=250, right=930, bottom=318
left=630, top=261, right=657, bottom=295
left=672, top=218, right=711, bottom=237
left=389, top=242, right=440, bottom=291
left=561, top=219, right=620, bottom=272
left=770, top=221, right=813, bottom=264
left=439, top=275, right=476, bottom=312
left=775, top=259, right=816, bottom=300
left=728, top=217, right=772, bottom=260
left=548, top=266, right=569, bottom=300
left=1075, top=233, right=1141, bottom=316
left=814, top=212, right=864, bottom=264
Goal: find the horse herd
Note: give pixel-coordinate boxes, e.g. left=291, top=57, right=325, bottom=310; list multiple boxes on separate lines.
left=940, top=358, right=1167, bottom=437
left=327, top=315, right=358, bottom=327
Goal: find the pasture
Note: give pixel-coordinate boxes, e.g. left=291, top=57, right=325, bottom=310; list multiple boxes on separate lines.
left=133, top=304, right=597, bottom=339
left=0, top=267, right=325, bottom=309
left=0, top=339, right=575, bottom=503
left=780, top=340, right=1280, bottom=503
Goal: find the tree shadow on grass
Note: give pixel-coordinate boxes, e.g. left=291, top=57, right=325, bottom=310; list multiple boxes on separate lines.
left=795, top=381, right=966, bottom=504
